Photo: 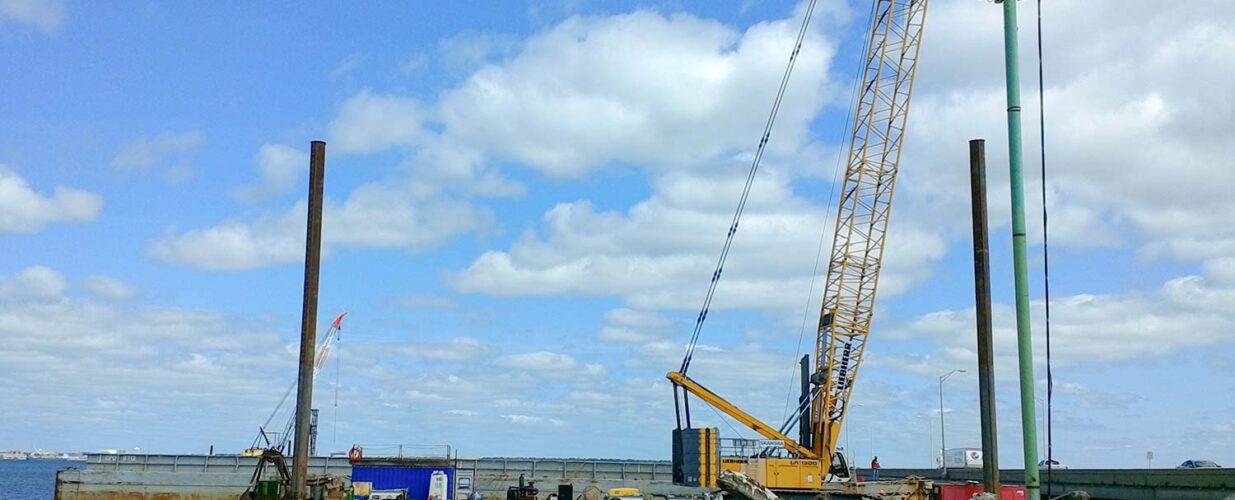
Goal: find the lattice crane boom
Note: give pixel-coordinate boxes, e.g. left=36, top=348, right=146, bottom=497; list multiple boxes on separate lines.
left=810, top=0, right=928, bottom=464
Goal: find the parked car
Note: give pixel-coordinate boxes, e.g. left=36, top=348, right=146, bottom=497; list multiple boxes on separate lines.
left=1038, top=459, right=1068, bottom=470
left=1177, top=460, right=1221, bottom=469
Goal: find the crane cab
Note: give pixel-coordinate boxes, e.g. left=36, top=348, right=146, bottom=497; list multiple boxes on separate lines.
left=673, top=428, right=850, bottom=491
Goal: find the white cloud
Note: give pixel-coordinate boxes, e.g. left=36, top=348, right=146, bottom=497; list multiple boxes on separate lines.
left=453, top=168, right=945, bottom=311
left=351, top=337, right=493, bottom=364
left=329, top=53, right=365, bottom=80
left=0, top=0, right=64, bottom=34
left=438, top=8, right=836, bottom=177
left=0, top=165, right=102, bottom=234
left=882, top=270, right=1235, bottom=375
left=501, top=414, right=564, bottom=426
left=436, top=32, right=516, bottom=75
left=149, top=206, right=303, bottom=271
left=151, top=182, right=492, bottom=270
left=0, top=266, right=295, bottom=451
left=160, top=4, right=846, bottom=273
left=231, top=144, right=308, bottom=202
left=82, top=276, right=137, bottom=301
left=0, top=266, right=67, bottom=302
left=897, top=0, right=1235, bottom=268
left=599, top=308, right=673, bottom=343
left=328, top=91, right=423, bottom=154
left=404, top=139, right=526, bottom=198
left=112, top=131, right=203, bottom=172
left=496, top=351, right=578, bottom=371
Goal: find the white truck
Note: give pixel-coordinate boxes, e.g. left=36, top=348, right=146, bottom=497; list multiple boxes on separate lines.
left=944, top=448, right=983, bottom=469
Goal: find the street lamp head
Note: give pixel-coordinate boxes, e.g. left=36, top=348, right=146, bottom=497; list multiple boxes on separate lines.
left=939, top=369, right=966, bottom=382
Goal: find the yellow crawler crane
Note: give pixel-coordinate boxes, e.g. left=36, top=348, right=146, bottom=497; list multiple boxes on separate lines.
left=667, top=0, right=928, bottom=495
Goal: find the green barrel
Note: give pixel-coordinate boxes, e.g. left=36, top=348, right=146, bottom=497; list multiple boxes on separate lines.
left=256, top=479, right=282, bottom=499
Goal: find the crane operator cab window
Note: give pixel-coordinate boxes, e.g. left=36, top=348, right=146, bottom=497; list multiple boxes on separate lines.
left=830, top=452, right=851, bottom=480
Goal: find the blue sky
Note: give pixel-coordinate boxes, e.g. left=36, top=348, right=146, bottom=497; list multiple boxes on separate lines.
left=3, top=0, right=1234, bottom=470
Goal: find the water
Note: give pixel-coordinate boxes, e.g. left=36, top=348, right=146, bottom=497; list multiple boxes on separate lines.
left=0, top=460, right=81, bottom=498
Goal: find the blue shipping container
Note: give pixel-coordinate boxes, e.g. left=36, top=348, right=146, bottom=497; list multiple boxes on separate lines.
left=353, top=465, right=454, bottom=500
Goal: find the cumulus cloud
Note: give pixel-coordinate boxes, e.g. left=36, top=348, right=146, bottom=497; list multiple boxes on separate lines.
left=0, top=265, right=295, bottom=451
left=496, top=351, right=579, bottom=371
left=599, top=308, right=674, bottom=343
left=501, top=414, right=564, bottom=426
left=896, top=0, right=1235, bottom=267
left=453, top=168, right=946, bottom=311
left=0, top=165, right=102, bottom=234
left=0, top=266, right=67, bottom=302
left=439, top=8, right=835, bottom=177
left=0, top=0, right=64, bottom=33
left=112, top=131, right=203, bottom=172
left=153, top=6, right=843, bottom=273
left=82, top=276, right=138, bottom=301
left=151, top=183, right=492, bottom=270
left=349, top=337, right=493, bottom=364
left=880, top=269, right=1235, bottom=377
left=230, top=144, right=308, bottom=202
left=328, top=91, right=423, bottom=154
left=149, top=205, right=303, bottom=271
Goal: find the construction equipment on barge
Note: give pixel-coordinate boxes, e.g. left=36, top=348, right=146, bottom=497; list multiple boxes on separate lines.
left=668, top=0, right=930, bottom=498
left=244, top=311, right=348, bottom=457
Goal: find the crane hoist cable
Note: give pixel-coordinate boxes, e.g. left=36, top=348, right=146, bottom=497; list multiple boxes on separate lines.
left=1036, top=0, right=1056, bottom=486
left=678, top=0, right=819, bottom=377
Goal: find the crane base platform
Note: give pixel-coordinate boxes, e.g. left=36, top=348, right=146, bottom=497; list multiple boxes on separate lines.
left=719, top=469, right=933, bottom=500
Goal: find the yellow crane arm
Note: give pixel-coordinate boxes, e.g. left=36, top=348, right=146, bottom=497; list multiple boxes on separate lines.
left=811, top=0, right=929, bottom=464
left=667, top=371, right=817, bottom=460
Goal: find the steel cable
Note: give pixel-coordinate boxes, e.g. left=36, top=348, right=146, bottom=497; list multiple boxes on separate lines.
left=680, top=0, right=819, bottom=375
left=1036, top=0, right=1055, bottom=488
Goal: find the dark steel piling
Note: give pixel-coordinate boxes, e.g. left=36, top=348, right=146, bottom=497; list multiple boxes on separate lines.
left=292, top=140, right=327, bottom=499
left=969, top=139, right=1001, bottom=493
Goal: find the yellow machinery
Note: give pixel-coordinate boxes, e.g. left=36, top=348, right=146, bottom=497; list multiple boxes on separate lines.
left=668, top=0, right=929, bottom=492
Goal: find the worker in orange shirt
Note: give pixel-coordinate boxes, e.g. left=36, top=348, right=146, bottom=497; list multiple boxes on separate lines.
left=870, top=456, right=881, bottom=480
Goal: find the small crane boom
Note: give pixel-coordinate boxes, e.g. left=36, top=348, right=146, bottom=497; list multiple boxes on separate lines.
left=668, top=372, right=816, bottom=459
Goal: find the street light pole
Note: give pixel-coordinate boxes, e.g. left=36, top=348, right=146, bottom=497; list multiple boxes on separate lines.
left=939, top=369, right=966, bottom=477
left=1037, top=397, right=1046, bottom=454
left=848, top=403, right=862, bottom=466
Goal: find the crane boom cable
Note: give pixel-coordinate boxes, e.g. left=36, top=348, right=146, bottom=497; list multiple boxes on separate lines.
left=679, top=0, right=819, bottom=375
left=1036, top=0, right=1055, bottom=485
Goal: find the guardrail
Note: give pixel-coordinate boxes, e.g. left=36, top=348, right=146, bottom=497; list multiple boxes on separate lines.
left=461, top=457, right=674, bottom=482
left=86, top=453, right=353, bottom=476
left=878, top=467, right=1235, bottom=499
